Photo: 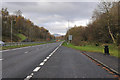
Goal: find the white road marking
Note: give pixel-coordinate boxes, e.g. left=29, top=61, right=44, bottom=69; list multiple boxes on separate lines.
left=49, top=54, right=52, bottom=57
left=25, top=76, right=32, bottom=80
left=24, top=73, right=34, bottom=80
left=46, top=57, right=49, bottom=59
left=24, top=42, right=64, bottom=80
left=40, top=62, right=44, bottom=66
left=33, top=67, right=41, bottom=72
left=25, top=51, right=28, bottom=53
left=0, top=59, right=3, bottom=61
left=50, top=52, right=54, bottom=55
left=31, top=73, right=34, bottom=76
left=44, top=59, right=47, bottom=62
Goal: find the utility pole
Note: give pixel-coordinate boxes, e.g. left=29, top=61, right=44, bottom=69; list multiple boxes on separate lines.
left=11, top=20, right=13, bottom=43
left=68, top=20, right=69, bottom=43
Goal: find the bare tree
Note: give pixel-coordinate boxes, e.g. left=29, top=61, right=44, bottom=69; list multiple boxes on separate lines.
left=14, top=10, right=22, bottom=16
left=98, top=1, right=116, bottom=44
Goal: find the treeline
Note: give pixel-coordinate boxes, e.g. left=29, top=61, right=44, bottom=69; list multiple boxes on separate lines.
left=1, top=8, right=55, bottom=42
left=65, top=1, right=120, bottom=46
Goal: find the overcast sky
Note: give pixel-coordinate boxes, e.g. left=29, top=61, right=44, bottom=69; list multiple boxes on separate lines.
left=2, top=1, right=98, bottom=35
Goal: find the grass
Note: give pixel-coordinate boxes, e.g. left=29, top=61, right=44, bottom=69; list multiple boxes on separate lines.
left=63, top=42, right=119, bottom=58
left=2, top=43, right=46, bottom=50
left=16, top=34, right=27, bottom=41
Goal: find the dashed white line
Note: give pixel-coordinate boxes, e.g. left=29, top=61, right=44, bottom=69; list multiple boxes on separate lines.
left=33, top=67, right=41, bottom=72
left=44, top=59, right=47, bottom=62
left=24, top=42, right=64, bottom=80
left=40, top=62, right=45, bottom=66
left=25, top=73, right=34, bottom=80
left=25, top=51, right=28, bottom=53
left=46, top=57, right=49, bottom=59
left=49, top=55, right=52, bottom=57
left=0, top=59, right=3, bottom=61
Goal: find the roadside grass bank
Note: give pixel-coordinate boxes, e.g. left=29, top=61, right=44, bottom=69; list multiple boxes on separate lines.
left=2, top=42, right=54, bottom=50
left=63, top=42, right=119, bottom=58
left=16, top=33, right=27, bottom=41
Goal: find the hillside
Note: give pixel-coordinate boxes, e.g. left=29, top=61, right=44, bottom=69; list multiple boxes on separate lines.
left=2, top=8, right=55, bottom=42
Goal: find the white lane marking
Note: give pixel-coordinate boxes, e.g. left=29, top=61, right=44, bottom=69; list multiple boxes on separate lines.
left=31, top=73, right=34, bottom=76
left=25, top=73, right=34, bottom=80
left=50, top=52, right=54, bottom=55
left=49, top=55, right=52, bottom=57
left=0, top=59, right=3, bottom=61
left=40, top=62, right=44, bottom=66
left=24, top=42, right=64, bottom=80
left=25, top=76, right=32, bottom=80
left=25, top=51, right=28, bottom=53
left=33, top=67, right=41, bottom=72
left=44, top=59, right=47, bottom=62
left=46, top=57, right=49, bottom=59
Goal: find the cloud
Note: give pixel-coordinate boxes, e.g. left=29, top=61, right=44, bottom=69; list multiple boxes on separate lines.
left=2, top=2, right=98, bottom=35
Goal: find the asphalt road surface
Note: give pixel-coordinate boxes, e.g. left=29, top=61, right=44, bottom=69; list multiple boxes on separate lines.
left=2, top=42, right=62, bottom=78
left=2, top=42, right=115, bottom=79
left=32, top=46, right=114, bottom=78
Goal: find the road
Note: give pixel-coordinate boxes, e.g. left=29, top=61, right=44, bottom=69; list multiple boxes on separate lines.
left=2, top=42, right=61, bottom=78
left=2, top=42, right=115, bottom=79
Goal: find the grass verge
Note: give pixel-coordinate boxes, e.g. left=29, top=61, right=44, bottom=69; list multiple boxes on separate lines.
left=63, top=42, right=119, bottom=58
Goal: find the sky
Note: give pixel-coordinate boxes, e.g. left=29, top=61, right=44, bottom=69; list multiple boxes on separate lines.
left=2, top=1, right=99, bottom=35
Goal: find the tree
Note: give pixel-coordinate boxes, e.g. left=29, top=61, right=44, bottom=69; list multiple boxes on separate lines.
left=98, top=1, right=116, bottom=44
left=1, top=8, right=54, bottom=42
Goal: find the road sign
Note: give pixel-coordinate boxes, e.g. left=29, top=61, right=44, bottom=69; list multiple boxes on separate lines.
left=68, top=35, right=72, bottom=40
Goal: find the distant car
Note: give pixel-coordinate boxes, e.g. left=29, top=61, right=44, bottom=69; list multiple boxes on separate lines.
left=0, top=41, right=5, bottom=46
